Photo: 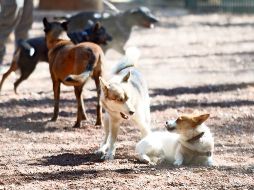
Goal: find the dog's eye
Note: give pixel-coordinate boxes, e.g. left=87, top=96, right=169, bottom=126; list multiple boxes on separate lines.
left=124, top=94, right=128, bottom=101
left=117, top=98, right=124, bottom=102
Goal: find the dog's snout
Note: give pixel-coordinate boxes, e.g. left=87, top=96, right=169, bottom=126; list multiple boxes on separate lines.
left=150, top=16, right=159, bottom=23
left=165, top=120, right=177, bottom=131
left=129, top=111, right=135, bottom=115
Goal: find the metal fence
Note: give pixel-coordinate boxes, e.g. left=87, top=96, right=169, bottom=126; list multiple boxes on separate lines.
left=185, top=0, right=254, bottom=13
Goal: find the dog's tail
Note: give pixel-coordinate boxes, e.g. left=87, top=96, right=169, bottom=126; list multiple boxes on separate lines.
left=18, top=40, right=35, bottom=57
left=113, top=47, right=141, bottom=74
left=103, top=0, right=120, bottom=13
left=64, top=48, right=96, bottom=86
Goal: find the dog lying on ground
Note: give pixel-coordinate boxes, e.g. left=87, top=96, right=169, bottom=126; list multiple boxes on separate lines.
left=43, top=18, right=111, bottom=128
left=96, top=47, right=151, bottom=160
left=136, top=114, right=214, bottom=166
left=58, top=6, right=158, bottom=54
left=0, top=22, right=112, bottom=94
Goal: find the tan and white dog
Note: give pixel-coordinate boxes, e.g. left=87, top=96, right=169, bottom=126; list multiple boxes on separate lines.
left=136, top=114, right=214, bottom=166
left=96, top=47, right=151, bottom=160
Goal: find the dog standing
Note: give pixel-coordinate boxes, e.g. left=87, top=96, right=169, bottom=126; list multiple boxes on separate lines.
left=0, top=22, right=111, bottom=94
left=96, top=47, right=151, bottom=160
left=43, top=18, right=109, bottom=128
left=0, top=37, right=48, bottom=93
left=59, top=7, right=158, bottom=54
left=136, top=114, right=214, bottom=166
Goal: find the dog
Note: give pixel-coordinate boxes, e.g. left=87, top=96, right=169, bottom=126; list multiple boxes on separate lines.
left=135, top=114, right=214, bottom=166
left=58, top=6, right=158, bottom=54
left=96, top=47, right=151, bottom=160
left=43, top=18, right=110, bottom=128
left=0, top=22, right=112, bottom=94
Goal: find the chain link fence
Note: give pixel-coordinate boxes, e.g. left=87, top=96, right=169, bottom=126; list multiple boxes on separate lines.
left=185, top=0, right=254, bottom=13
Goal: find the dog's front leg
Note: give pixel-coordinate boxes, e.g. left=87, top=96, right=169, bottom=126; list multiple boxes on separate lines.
left=103, top=117, right=121, bottom=160
left=73, top=85, right=87, bottom=128
left=51, top=80, right=61, bottom=121
left=95, top=113, right=110, bottom=157
left=174, top=145, right=184, bottom=166
left=133, top=112, right=151, bottom=138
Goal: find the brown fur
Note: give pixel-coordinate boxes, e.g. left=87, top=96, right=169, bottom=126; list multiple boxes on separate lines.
left=43, top=18, right=105, bottom=128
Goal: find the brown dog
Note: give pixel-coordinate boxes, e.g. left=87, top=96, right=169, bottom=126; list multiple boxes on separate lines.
left=43, top=18, right=106, bottom=128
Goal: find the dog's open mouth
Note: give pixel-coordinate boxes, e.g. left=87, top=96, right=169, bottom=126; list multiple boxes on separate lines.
left=143, top=22, right=154, bottom=28
left=120, top=112, right=128, bottom=119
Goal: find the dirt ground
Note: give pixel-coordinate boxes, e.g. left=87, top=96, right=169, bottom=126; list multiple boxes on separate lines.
left=0, top=5, right=254, bottom=190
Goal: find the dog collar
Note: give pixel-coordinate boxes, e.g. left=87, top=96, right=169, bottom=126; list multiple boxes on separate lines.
left=187, top=132, right=204, bottom=143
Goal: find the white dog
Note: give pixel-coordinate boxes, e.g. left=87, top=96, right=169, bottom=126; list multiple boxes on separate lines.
left=136, top=114, right=214, bottom=166
left=96, top=47, right=151, bottom=160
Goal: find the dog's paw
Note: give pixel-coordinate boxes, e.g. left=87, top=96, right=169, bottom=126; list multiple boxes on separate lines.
left=101, top=151, right=115, bottom=160
left=73, top=122, right=81, bottom=128
left=205, top=157, right=213, bottom=166
left=173, top=160, right=183, bottom=166
left=95, top=145, right=109, bottom=159
left=94, top=149, right=106, bottom=158
left=138, top=154, right=152, bottom=164
left=95, top=120, right=102, bottom=126
left=50, top=117, right=57, bottom=122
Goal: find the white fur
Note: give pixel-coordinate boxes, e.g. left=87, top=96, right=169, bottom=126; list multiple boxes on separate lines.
left=96, top=47, right=151, bottom=160
left=136, top=131, right=179, bottom=164
left=136, top=122, right=214, bottom=166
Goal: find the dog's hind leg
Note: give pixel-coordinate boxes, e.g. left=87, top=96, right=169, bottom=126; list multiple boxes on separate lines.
left=14, top=62, right=37, bottom=93
left=0, top=61, right=18, bottom=93
left=51, top=80, right=61, bottom=122
left=94, top=77, right=102, bottom=125
left=14, top=71, right=33, bottom=94
left=73, top=85, right=87, bottom=128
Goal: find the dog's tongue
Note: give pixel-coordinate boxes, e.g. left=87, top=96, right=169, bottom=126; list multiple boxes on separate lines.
left=120, top=112, right=128, bottom=119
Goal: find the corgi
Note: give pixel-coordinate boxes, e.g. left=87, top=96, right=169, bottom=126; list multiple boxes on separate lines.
left=136, top=114, right=214, bottom=166
left=96, top=47, right=151, bottom=160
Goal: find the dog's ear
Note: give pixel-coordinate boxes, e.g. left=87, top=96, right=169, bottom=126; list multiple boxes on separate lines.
left=122, top=71, right=131, bottom=83
left=43, top=17, right=51, bottom=33
left=93, top=22, right=101, bottom=32
left=193, top=114, right=210, bottom=126
left=61, top=21, right=68, bottom=31
left=43, top=17, right=50, bottom=28
left=99, top=77, right=109, bottom=95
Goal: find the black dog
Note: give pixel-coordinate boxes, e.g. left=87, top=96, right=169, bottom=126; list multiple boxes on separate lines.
left=59, top=6, right=158, bottom=54
left=0, top=22, right=112, bottom=93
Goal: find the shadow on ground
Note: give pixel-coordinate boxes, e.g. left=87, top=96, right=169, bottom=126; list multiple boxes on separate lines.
left=150, top=82, right=254, bottom=97
left=0, top=97, right=98, bottom=132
